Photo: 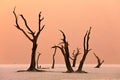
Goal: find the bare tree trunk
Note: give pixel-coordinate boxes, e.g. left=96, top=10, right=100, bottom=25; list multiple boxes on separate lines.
left=64, top=40, right=74, bottom=72
left=77, top=54, right=87, bottom=72
left=13, top=8, right=45, bottom=71
left=64, top=54, right=74, bottom=72
left=93, top=53, right=104, bottom=68
left=76, top=27, right=92, bottom=73
left=51, top=47, right=57, bottom=69
left=72, top=58, right=77, bottom=67
left=28, top=42, right=37, bottom=71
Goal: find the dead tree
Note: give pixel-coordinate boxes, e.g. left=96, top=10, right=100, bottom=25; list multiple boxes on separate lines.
left=51, top=47, right=57, bottom=69
left=70, top=48, right=81, bottom=67
left=13, top=8, right=45, bottom=71
left=52, top=30, right=74, bottom=73
left=37, top=52, right=41, bottom=69
left=93, top=53, right=104, bottom=68
left=76, top=27, right=92, bottom=73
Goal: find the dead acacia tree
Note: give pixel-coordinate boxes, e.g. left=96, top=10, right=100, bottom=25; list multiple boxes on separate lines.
left=76, top=27, right=92, bottom=73
left=13, top=8, right=45, bottom=71
left=37, top=52, right=41, bottom=69
left=70, top=48, right=81, bottom=67
left=93, top=53, right=104, bottom=68
left=51, top=47, right=57, bottom=69
left=52, top=30, right=74, bottom=72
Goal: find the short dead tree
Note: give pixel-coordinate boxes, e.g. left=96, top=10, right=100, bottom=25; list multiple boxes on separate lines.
left=51, top=47, right=57, bottom=69
left=37, top=52, right=42, bottom=69
left=93, top=53, right=104, bottom=68
left=70, top=48, right=81, bottom=67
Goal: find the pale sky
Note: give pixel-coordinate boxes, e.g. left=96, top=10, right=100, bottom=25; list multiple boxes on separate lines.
left=0, top=0, right=120, bottom=64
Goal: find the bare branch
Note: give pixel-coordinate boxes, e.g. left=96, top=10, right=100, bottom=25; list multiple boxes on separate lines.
left=37, top=52, right=42, bottom=55
left=20, top=14, right=34, bottom=36
left=40, top=25, right=45, bottom=31
left=76, top=48, right=81, bottom=56
left=58, top=42, right=64, bottom=45
left=83, top=31, right=88, bottom=51
left=93, top=53, right=100, bottom=60
left=69, top=57, right=74, bottom=60
left=41, top=17, right=44, bottom=21
left=86, top=27, right=91, bottom=50
left=59, top=30, right=66, bottom=42
left=36, top=12, right=45, bottom=38
left=88, top=49, right=92, bottom=52
left=101, top=60, right=104, bottom=64
left=20, top=29, right=33, bottom=41
left=72, top=48, right=81, bottom=58
left=13, top=7, right=21, bottom=29
left=13, top=8, right=33, bottom=42
left=72, top=50, right=75, bottom=56
left=52, top=45, right=65, bottom=56
left=38, top=12, right=41, bottom=31
left=38, top=12, right=44, bottom=31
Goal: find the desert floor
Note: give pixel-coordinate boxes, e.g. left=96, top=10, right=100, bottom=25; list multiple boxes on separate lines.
left=0, top=64, right=120, bottom=80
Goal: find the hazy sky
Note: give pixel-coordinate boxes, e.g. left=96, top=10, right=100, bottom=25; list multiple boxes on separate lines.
left=0, top=0, right=120, bottom=64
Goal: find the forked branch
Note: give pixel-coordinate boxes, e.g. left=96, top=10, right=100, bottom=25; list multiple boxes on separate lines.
left=13, top=7, right=33, bottom=42
left=20, top=14, right=34, bottom=35
left=70, top=48, right=81, bottom=67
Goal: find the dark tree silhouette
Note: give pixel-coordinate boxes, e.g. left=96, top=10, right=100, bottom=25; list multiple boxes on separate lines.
left=70, top=48, right=81, bottom=67
left=13, top=8, right=45, bottom=71
left=51, top=47, right=57, bottom=69
left=76, top=27, right=92, bottom=73
left=93, top=53, right=104, bottom=68
left=52, top=30, right=74, bottom=72
left=37, top=52, right=41, bottom=69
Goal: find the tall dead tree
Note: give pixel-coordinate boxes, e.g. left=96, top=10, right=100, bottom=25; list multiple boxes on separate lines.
left=52, top=30, right=74, bottom=72
left=76, top=27, right=92, bottom=73
left=51, top=47, right=57, bottom=69
left=70, top=48, right=81, bottom=67
left=13, top=8, right=45, bottom=71
left=93, top=53, right=104, bottom=68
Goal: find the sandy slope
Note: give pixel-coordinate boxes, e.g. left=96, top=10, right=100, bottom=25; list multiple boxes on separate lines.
left=0, top=64, right=120, bottom=80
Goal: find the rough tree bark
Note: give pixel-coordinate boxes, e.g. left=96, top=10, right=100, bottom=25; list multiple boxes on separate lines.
left=13, top=8, right=45, bottom=71
left=52, top=30, right=74, bottom=73
left=51, top=47, right=57, bottom=69
left=37, top=52, right=41, bottom=69
left=70, top=48, right=81, bottom=67
left=76, top=27, right=92, bottom=73
left=93, top=53, right=104, bottom=68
